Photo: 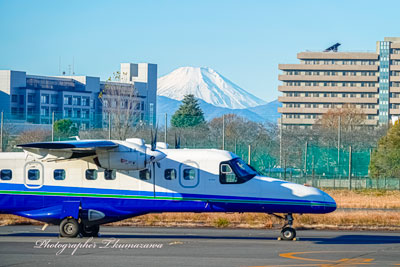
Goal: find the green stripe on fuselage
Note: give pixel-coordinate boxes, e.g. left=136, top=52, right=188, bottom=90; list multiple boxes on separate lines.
left=0, top=190, right=335, bottom=207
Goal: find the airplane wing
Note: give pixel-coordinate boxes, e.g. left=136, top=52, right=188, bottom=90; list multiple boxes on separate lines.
left=17, top=140, right=118, bottom=161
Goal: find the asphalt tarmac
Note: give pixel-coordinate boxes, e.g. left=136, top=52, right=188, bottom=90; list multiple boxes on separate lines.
left=0, top=225, right=399, bottom=267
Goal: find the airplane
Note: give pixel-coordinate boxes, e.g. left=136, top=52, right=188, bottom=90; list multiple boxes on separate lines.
left=0, top=137, right=336, bottom=240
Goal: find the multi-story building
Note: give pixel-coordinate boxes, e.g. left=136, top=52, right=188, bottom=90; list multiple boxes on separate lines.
left=278, top=37, right=400, bottom=129
left=0, top=62, right=157, bottom=129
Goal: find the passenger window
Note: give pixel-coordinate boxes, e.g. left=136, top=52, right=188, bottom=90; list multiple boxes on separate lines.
left=85, top=169, right=98, bottom=180
left=28, top=169, right=40, bottom=180
left=164, top=169, right=177, bottom=180
left=220, top=164, right=238, bottom=184
left=105, top=169, right=116, bottom=180
left=0, top=169, right=12, bottom=180
left=139, top=169, right=151, bottom=180
left=54, top=169, right=66, bottom=180
left=183, top=169, right=196, bottom=180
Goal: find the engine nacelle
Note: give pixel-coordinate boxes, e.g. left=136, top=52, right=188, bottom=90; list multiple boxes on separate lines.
left=96, top=151, right=147, bottom=170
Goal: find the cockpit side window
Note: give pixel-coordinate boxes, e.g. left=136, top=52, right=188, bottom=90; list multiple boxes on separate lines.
left=220, top=164, right=237, bottom=183
left=219, top=158, right=257, bottom=184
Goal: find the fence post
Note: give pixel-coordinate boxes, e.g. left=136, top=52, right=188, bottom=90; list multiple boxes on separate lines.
left=108, top=113, right=111, bottom=139
left=0, top=111, right=3, bottom=152
left=165, top=113, right=167, bottom=143
left=222, top=114, right=225, bottom=150
left=312, top=155, right=315, bottom=186
left=248, top=144, right=251, bottom=165
left=304, top=141, right=308, bottom=177
left=279, top=123, right=282, bottom=179
left=348, top=146, right=352, bottom=190
left=337, top=115, right=341, bottom=175
left=51, top=111, right=55, bottom=141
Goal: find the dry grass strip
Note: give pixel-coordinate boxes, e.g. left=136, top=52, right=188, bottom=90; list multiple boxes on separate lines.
left=1, top=189, right=399, bottom=230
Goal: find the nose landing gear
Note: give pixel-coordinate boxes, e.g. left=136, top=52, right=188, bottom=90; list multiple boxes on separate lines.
left=271, top=213, right=297, bottom=241
left=280, top=213, right=296, bottom=240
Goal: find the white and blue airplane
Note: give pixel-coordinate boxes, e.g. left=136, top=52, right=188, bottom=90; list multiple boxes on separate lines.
left=0, top=138, right=336, bottom=240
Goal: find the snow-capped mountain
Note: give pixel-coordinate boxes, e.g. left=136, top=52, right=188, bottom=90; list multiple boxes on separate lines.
left=158, top=67, right=266, bottom=109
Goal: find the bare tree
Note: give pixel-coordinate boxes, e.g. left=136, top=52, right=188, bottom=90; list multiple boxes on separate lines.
left=99, top=71, right=142, bottom=140
left=15, top=129, right=51, bottom=144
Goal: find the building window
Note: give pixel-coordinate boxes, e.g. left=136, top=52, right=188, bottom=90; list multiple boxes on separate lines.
left=28, top=169, right=40, bottom=180
left=40, top=107, right=49, bottom=116
left=85, top=169, right=98, bottom=180
left=73, top=109, right=81, bottom=118
left=54, top=169, right=66, bottom=180
left=64, top=95, right=72, bottom=105
left=51, top=95, right=58, bottom=104
left=0, top=169, right=12, bottom=180
left=11, top=95, right=18, bottom=103
left=82, top=109, right=90, bottom=119
left=28, top=94, right=35, bottom=103
left=164, top=169, right=177, bottom=180
left=82, top=97, right=89, bottom=106
left=73, top=96, right=81, bottom=106
left=41, top=94, right=49, bottom=104
left=105, top=169, right=116, bottom=180
left=27, top=107, right=34, bottom=115
left=64, top=108, right=72, bottom=117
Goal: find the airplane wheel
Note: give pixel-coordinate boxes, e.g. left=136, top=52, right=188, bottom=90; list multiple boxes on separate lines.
left=280, top=227, right=296, bottom=240
left=80, top=224, right=100, bottom=237
left=60, top=218, right=80, bottom=238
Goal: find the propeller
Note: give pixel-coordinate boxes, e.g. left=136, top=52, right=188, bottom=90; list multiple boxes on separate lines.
left=151, top=125, right=158, bottom=151
left=174, top=132, right=181, bottom=149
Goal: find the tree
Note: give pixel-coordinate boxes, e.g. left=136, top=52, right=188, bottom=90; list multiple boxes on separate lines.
left=16, top=129, right=51, bottom=144
left=54, top=119, right=78, bottom=140
left=171, top=94, right=205, bottom=128
left=315, top=104, right=366, bottom=131
left=99, top=71, right=141, bottom=140
left=369, top=121, right=400, bottom=178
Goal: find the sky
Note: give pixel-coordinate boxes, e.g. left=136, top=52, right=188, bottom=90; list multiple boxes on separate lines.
left=1, top=0, right=400, bottom=102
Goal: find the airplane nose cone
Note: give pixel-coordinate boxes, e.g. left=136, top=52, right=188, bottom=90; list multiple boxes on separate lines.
left=322, top=191, right=337, bottom=213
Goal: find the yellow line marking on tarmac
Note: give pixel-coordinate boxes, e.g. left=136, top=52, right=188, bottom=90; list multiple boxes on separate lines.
left=249, top=251, right=375, bottom=267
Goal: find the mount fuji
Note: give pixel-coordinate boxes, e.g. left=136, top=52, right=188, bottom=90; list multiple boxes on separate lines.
left=158, top=67, right=267, bottom=109
left=156, top=66, right=281, bottom=124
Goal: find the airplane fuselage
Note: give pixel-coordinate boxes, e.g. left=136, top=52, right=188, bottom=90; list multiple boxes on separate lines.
left=0, top=148, right=336, bottom=227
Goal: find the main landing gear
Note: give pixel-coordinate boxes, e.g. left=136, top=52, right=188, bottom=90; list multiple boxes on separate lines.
left=59, top=217, right=100, bottom=238
left=271, top=213, right=297, bottom=241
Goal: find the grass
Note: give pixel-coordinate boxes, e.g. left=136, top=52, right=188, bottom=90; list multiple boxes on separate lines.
left=1, top=189, right=400, bottom=230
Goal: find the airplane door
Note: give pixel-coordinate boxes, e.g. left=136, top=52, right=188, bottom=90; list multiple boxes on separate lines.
left=24, top=161, right=44, bottom=189
left=179, top=160, right=200, bottom=189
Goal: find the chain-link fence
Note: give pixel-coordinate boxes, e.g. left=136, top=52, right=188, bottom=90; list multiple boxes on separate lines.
left=1, top=111, right=399, bottom=190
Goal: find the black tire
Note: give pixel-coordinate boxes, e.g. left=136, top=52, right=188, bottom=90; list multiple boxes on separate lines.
left=60, top=218, right=80, bottom=238
left=80, top=224, right=100, bottom=237
left=280, top=227, right=296, bottom=240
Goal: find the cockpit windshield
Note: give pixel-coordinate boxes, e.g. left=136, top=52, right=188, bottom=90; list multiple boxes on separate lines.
left=219, top=157, right=258, bottom=184
left=231, top=158, right=258, bottom=178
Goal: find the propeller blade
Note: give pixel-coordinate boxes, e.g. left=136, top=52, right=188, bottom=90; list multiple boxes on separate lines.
left=151, top=128, right=155, bottom=151
left=175, top=133, right=181, bottom=149
left=151, top=125, right=158, bottom=151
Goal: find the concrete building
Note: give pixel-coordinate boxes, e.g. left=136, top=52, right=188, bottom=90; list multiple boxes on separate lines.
left=278, top=37, right=400, bottom=129
left=0, top=62, right=157, bottom=129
